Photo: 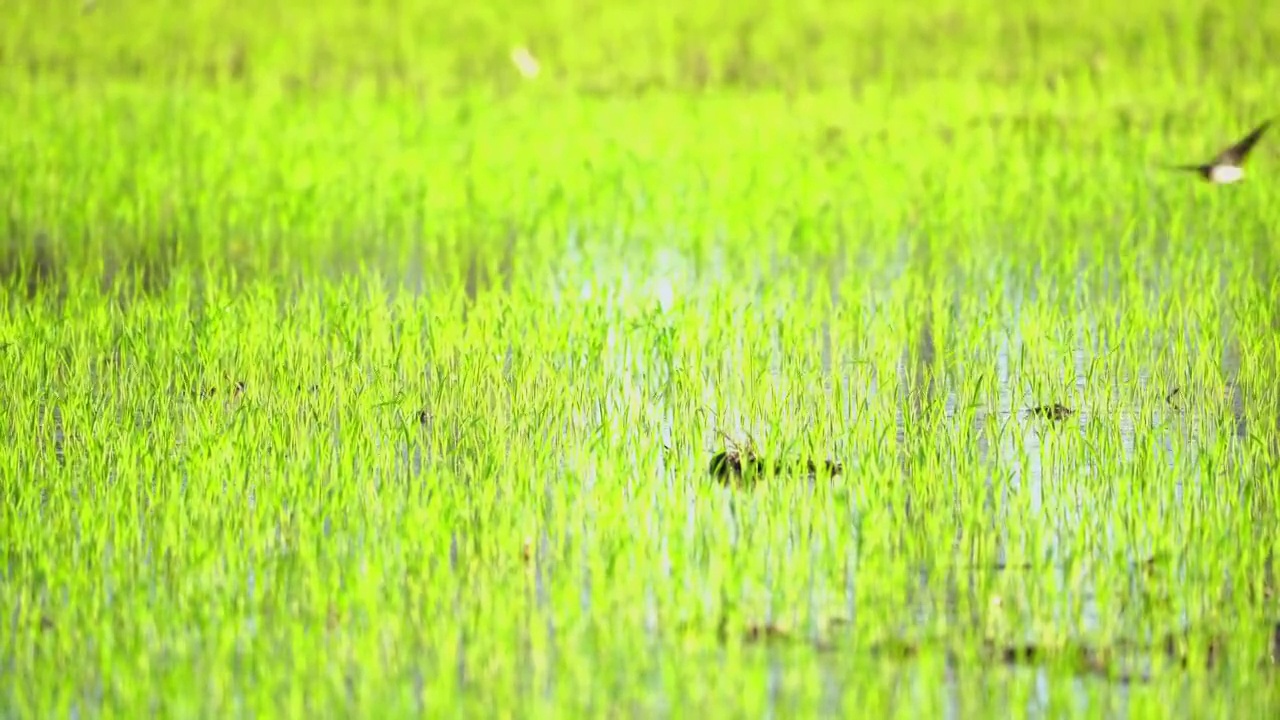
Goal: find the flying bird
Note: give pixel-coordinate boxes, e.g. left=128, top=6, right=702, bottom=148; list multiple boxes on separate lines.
left=1164, top=118, right=1273, bottom=184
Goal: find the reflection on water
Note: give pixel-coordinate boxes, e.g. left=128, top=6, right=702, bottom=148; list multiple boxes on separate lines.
left=20, top=241, right=1274, bottom=718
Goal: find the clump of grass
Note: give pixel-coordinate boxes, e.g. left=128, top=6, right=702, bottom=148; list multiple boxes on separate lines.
left=706, top=433, right=843, bottom=487
left=1027, top=402, right=1075, bottom=421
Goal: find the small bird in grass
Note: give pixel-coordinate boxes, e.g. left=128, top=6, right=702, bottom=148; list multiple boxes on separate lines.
left=1164, top=118, right=1273, bottom=184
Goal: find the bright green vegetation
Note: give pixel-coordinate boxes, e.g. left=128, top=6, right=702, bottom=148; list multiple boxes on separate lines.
left=4, top=0, right=1280, bottom=717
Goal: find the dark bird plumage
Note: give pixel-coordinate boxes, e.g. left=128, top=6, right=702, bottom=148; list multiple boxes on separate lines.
left=1163, top=118, right=1273, bottom=184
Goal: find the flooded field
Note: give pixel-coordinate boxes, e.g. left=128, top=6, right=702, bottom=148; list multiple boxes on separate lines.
left=3, top=0, right=1280, bottom=717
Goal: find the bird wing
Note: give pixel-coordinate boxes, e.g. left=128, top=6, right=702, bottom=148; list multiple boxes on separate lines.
left=1159, top=162, right=1208, bottom=173
left=1215, top=118, right=1273, bottom=165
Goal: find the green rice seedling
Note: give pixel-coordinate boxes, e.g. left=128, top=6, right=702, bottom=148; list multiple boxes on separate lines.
left=4, top=0, right=1280, bottom=718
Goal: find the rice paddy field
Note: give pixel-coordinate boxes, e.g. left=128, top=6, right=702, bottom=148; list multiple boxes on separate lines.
left=4, top=0, right=1280, bottom=717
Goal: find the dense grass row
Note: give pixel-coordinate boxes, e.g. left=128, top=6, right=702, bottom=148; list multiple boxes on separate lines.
left=5, top=85, right=1280, bottom=293
left=5, top=263, right=1275, bottom=715
left=7, top=0, right=1280, bottom=95
left=4, top=0, right=1280, bottom=717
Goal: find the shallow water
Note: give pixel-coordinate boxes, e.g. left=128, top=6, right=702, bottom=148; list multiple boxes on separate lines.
left=14, top=240, right=1276, bottom=717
